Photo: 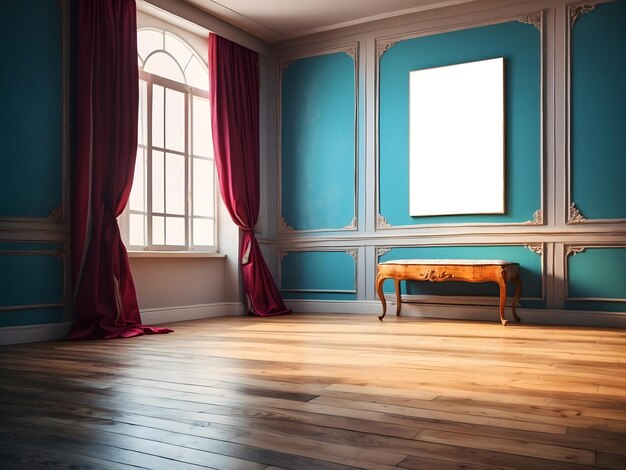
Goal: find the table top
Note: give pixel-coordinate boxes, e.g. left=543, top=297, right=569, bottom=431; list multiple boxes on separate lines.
left=379, top=259, right=518, bottom=266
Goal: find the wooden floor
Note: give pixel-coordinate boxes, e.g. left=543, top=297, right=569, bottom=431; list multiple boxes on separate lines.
left=1, top=314, right=626, bottom=469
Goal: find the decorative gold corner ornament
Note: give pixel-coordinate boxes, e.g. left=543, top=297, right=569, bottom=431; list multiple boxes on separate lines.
left=280, top=58, right=296, bottom=72
left=377, top=213, right=391, bottom=228
left=524, top=244, right=543, bottom=255
left=377, top=40, right=397, bottom=59
left=345, top=46, right=357, bottom=61
left=376, top=247, right=392, bottom=259
left=566, top=245, right=586, bottom=257
left=346, top=249, right=357, bottom=260
left=47, top=207, right=64, bottom=222
left=279, top=250, right=289, bottom=262
left=570, top=3, right=596, bottom=27
left=568, top=203, right=586, bottom=223
left=519, top=12, right=542, bottom=30
left=343, top=217, right=357, bottom=230
left=523, top=209, right=543, bottom=225
left=279, top=216, right=294, bottom=232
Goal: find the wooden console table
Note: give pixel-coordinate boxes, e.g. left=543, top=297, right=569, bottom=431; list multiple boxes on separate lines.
left=376, top=259, right=522, bottom=325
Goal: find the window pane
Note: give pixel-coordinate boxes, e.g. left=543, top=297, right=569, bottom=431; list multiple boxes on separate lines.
left=129, top=148, right=145, bottom=211
left=165, top=88, right=185, bottom=152
left=137, top=29, right=163, bottom=63
left=138, top=80, right=148, bottom=145
left=166, top=153, right=185, bottom=215
left=152, top=216, right=164, bottom=245
left=166, top=217, right=185, bottom=246
left=152, top=150, right=164, bottom=213
left=193, top=158, right=214, bottom=217
left=193, top=218, right=214, bottom=246
left=144, top=51, right=185, bottom=83
left=129, top=213, right=145, bottom=247
left=192, top=96, right=212, bottom=157
left=165, top=33, right=192, bottom=70
left=186, top=56, right=208, bottom=91
left=152, top=85, right=164, bottom=148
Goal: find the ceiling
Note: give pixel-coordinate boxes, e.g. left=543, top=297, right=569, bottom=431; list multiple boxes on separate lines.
left=183, top=0, right=479, bottom=43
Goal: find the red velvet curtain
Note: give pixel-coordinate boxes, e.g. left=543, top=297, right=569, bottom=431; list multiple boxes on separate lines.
left=70, top=0, right=172, bottom=339
left=209, top=34, right=290, bottom=317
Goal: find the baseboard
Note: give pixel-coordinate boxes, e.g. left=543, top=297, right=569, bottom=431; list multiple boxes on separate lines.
left=3, top=300, right=623, bottom=345
left=140, top=302, right=244, bottom=324
left=285, top=299, right=626, bottom=328
left=0, top=321, right=73, bottom=346
left=0, top=302, right=244, bottom=346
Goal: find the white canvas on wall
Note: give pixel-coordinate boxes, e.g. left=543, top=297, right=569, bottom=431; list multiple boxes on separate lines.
left=409, top=57, right=505, bottom=217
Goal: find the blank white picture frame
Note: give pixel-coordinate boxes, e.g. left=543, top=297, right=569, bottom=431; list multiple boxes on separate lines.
left=409, top=57, right=505, bottom=217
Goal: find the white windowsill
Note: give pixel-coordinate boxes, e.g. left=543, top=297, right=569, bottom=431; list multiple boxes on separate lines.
left=128, top=251, right=226, bottom=259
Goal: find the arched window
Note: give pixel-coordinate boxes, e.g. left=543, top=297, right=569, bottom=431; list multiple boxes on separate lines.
left=124, top=28, right=215, bottom=251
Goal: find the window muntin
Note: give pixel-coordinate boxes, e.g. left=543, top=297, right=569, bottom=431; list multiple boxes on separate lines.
left=124, top=28, right=215, bottom=252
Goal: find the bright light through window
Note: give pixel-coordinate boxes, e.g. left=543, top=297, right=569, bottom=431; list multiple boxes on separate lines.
left=122, top=28, right=215, bottom=251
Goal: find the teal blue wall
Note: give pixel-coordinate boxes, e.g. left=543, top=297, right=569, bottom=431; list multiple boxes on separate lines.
left=281, top=51, right=356, bottom=231
left=379, top=21, right=541, bottom=226
left=273, top=5, right=626, bottom=322
left=280, top=250, right=356, bottom=300
left=0, top=242, right=65, bottom=327
left=566, top=247, right=626, bottom=312
left=571, top=1, right=626, bottom=220
left=379, top=246, right=543, bottom=308
left=0, top=0, right=63, bottom=217
left=0, top=0, right=67, bottom=329
left=561, top=0, right=626, bottom=314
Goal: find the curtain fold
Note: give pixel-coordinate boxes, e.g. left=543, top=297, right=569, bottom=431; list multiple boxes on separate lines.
left=209, top=33, right=290, bottom=317
left=70, top=0, right=172, bottom=339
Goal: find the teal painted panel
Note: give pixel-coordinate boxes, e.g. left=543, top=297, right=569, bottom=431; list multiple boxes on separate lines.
left=567, top=248, right=626, bottom=312
left=281, top=250, right=356, bottom=300
left=0, top=253, right=64, bottom=307
left=0, top=308, right=64, bottom=328
left=379, top=21, right=540, bottom=226
left=0, top=0, right=63, bottom=217
left=281, top=292, right=356, bottom=301
left=379, top=245, right=543, bottom=306
left=571, top=1, right=626, bottom=220
left=281, top=52, right=356, bottom=230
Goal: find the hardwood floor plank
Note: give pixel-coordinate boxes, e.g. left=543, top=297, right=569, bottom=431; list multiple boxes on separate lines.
left=323, top=384, right=439, bottom=401
left=5, top=413, right=363, bottom=470
left=318, top=390, right=626, bottom=434
left=310, top=395, right=567, bottom=434
left=595, top=452, right=626, bottom=470
left=1, top=313, right=625, bottom=469
left=230, top=431, right=405, bottom=470
left=2, top=419, right=265, bottom=470
left=209, top=415, right=597, bottom=470
left=416, top=429, right=595, bottom=465
left=0, top=426, right=210, bottom=470
left=398, top=454, right=591, bottom=470
left=0, top=442, right=133, bottom=470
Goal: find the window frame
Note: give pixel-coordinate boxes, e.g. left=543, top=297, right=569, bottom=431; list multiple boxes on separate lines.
left=121, top=28, right=217, bottom=253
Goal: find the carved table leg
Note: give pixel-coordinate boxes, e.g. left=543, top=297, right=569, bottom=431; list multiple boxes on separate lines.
left=376, top=273, right=387, bottom=321
left=511, top=274, right=522, bottom=323
left=497, top=269, right=508, bottom=326
left=394, top=278, right=402, bottom=316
